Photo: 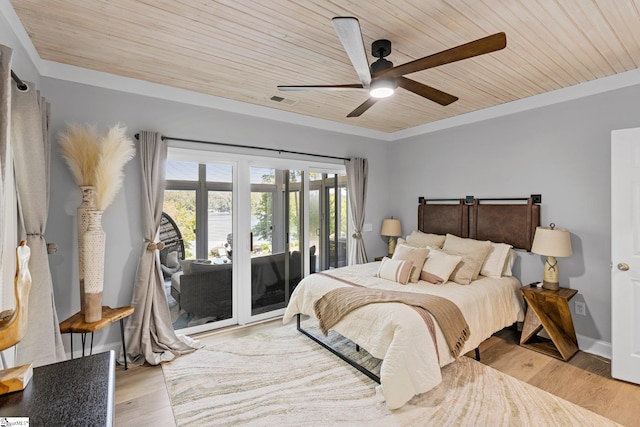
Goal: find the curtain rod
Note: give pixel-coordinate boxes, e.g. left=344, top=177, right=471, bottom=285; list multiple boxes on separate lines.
left=11, top=70, right=28, bottom=91
left=134, top=134, right=350, bottom=162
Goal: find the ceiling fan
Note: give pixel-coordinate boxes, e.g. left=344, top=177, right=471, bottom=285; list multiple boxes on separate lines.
left=278, top=17, right=507, bottom=117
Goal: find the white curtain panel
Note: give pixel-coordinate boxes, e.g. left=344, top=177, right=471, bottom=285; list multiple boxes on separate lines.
left=346, top=157, right=368, bottom=265
left=123, top=131, right=200, bottom=366
left=12, top=79, right=65, bottom=367
left=0, top=45, right=12, bottom=313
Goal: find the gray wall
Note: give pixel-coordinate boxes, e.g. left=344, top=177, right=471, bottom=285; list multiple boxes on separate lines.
left=389, top=84, right=640, bottom=350
left=42, top=78, right=389, bottom=353
left=0, top=6, right=39, bottom=85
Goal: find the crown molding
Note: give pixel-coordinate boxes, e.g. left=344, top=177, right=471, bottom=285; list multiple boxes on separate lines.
left=391, top=67, right=640, bottom=141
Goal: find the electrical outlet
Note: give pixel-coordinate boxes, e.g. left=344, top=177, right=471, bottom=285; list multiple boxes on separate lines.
left=575, top=301, right=586, bottom=316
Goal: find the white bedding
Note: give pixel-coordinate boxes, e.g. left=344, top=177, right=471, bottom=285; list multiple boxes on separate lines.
left=282, top=262, right=525, bottom=409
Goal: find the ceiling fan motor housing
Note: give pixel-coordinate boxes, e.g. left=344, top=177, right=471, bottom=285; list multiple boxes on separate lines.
left=371, top=39, right=392, bottom=58
left=370, top=39, right=393, bottom=76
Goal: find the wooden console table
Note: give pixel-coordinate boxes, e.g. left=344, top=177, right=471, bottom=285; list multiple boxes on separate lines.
left=0, top=350, right=115, bottom=425
left=59, top=306, right=134, bottom=370
left=520, top=286, right=578, bottom=361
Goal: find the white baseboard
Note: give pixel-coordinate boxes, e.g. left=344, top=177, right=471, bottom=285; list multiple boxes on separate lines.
left=63, top=341, right=122, bottom=362
left=577, top=334, right=611, bottom=360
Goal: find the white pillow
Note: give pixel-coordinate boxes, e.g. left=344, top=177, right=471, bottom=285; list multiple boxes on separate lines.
left=165, top=250, right=180, bottom=268
left=392, top=244, right=430, bottom=283
left=406, top=230, right=446, bottom=249
left=502, top=249, right=517, bottom=276
left=376, top=257, right=414, bottom=285
left=480, top=242, right=513, bottom=278
left=421, top=248, right=462, bottom=284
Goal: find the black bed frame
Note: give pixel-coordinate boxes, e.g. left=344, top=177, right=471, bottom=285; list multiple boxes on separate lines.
left=295, top=195, right=541, bottom=385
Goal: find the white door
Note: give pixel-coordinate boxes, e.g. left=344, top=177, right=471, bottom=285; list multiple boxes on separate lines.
left=611, top=128, right=640, bottom=384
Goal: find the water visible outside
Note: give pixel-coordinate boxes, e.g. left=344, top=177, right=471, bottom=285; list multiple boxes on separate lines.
left=184, top=214, right=268, bottom=258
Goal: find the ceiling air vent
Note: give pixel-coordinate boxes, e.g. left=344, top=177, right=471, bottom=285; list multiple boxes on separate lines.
left=269, top=95, right=297, bottom=105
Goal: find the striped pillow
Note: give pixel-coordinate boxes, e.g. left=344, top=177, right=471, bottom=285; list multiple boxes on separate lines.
left=375, top=257, right=414, bottom=285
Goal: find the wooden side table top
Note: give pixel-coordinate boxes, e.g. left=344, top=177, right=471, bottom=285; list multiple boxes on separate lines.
left=59, top=306, right=134, bottom=334
left=521, top=285, right=578, bottom=300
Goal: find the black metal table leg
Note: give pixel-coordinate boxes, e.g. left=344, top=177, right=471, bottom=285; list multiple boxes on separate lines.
left=120, top=319, right=128, bottom=370
left=81, top=333, right=86, bottom=357
left=70, top=334, right=74, bottom=359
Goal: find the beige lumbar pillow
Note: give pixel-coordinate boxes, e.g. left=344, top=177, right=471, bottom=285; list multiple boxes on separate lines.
left=421, top=248, right=463, bottom=284
left=392, top=244, right=429, bottom=283
left=442, top=234, right=492, bottom=285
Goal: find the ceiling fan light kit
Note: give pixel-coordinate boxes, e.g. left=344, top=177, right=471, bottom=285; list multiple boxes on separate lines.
left=278, top=17, right=507, bottom=117
left=369, top=78, right=395, bottom=98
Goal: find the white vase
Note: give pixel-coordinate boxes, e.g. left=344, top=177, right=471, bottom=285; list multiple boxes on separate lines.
left=77, top=185, right=96, bottom=315
left=82, top=209, right=105, bottom=323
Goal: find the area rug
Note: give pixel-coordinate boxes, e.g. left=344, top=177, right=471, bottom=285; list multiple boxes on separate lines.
left=162, top=320, right=620, bottom=426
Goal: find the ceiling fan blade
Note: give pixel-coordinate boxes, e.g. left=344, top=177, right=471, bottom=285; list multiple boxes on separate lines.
left=397, top=77, right=458, bottom=106
left=347, top=98, right=379, bottom=117
left=377, top=32, right=507, bottom=79
left=332, top=17, right=372, bottom=88
left=278, top=84, right=364, bottom=91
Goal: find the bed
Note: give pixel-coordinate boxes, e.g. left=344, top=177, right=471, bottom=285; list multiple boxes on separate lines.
left=282, top=195, right=540, bottom=409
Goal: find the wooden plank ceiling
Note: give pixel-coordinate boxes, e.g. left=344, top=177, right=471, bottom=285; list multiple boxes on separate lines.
left=10, top=0, right=640, bottom=133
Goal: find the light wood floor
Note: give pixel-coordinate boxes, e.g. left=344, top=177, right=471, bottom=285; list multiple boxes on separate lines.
left=114, top=320, right=640, bottom=426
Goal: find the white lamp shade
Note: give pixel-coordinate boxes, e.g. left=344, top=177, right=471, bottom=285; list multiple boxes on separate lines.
left=381, top=218, right=402, bottom=237
left=531, top=226, right=572, bottom=257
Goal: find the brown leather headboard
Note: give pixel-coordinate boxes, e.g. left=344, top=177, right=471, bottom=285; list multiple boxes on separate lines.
left=418, top=195, right=541, bottom=251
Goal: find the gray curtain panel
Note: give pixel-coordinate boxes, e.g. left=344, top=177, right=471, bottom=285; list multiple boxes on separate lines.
left=12, top=81, right=66, bottom=367
left=123, top=131, right=200, bottom=366
left=346, top=157, right=368, bottom=265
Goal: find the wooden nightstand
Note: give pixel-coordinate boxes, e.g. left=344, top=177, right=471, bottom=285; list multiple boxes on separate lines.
left=519, top=286, right=578, bottom=361
left=374, top=256, right=385, bottom=261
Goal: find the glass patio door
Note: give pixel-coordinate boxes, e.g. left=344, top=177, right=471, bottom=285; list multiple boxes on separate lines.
left=164, top=147, right=346, bottom=331
left=308, top=171, right=348, bottom=271
left=163, top=158, right=236, bottom=334
left=249, top=167, right=303, bottom=318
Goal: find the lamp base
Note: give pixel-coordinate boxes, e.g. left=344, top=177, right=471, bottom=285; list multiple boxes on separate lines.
left=542, top=256, right=560, bottom=290
left=388, top=237, right=397, bottom=257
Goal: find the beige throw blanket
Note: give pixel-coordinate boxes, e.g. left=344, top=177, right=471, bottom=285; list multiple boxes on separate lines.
left=314, top=287, right=470, bottom=358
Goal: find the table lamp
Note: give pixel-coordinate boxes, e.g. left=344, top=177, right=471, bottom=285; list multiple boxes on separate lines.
left=531, top=223, right=572, bottom=290
left=381, top=218, right=402, bottom=257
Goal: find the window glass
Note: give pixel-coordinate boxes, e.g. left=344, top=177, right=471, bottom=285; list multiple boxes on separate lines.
left=206, top=164, right=233, bottom=183
left=208, top=190, right=233, bottom=259
left=163, top=190, right=196, bottom=259
left=166, top=160, right=198, bottom=181
left=251, top=167, right=275, bottom=184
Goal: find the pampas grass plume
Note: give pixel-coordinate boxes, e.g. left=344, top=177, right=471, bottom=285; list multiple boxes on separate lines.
left=94, top=124, right=135, bottom=210
left=58, top=123, right=100, bottom=186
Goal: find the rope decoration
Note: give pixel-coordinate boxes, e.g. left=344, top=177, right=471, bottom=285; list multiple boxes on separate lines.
left=146, top=240, right=165, bottom=252
left=352, top=231, right=362, bottom=239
